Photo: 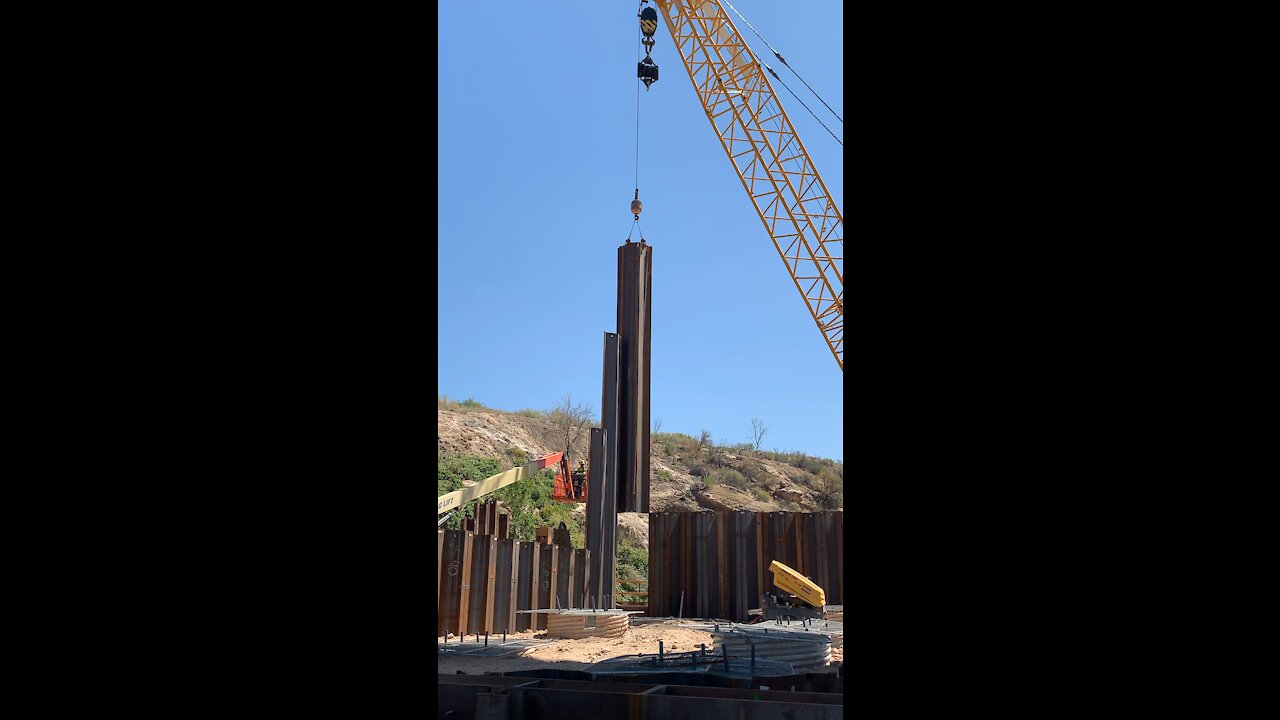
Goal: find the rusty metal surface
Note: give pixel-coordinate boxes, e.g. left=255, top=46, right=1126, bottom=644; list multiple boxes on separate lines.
left=438, top=530, right=594, bottom=636
left=590, top=332, right=620, bottom=608
left=585, top=426, right=616, bottom=608
left=600, top=330, right=620, bottom=519
left=535, top=544, right=552, bottom=631
left=466, top=535, right=489, bottom=633
left=616, top=243, right=652, bottom=512
left=648, top=511, right=843, bottom=622
left=516, top=541, right=534, bottom=632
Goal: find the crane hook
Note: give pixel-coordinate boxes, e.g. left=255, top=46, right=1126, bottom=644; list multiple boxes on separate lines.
left=631, top=188, right=642, bottom=220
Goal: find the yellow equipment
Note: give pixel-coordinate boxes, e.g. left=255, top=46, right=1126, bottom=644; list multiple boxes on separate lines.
left=652, top=0, right=844, bottom=371
left=762, top=560, right=827, bottom=621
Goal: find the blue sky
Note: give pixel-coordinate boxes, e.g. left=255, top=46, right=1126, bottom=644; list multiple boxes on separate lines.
left=438, top=2, right=843, bottom=461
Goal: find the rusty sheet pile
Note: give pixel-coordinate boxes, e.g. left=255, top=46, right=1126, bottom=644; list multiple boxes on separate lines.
left=438, top=527, right=593, bottom=636
left=648, top=511, right=844, bottom=622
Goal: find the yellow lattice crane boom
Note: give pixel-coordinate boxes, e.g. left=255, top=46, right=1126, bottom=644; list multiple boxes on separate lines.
left=652, top=0, right=844, bottom=370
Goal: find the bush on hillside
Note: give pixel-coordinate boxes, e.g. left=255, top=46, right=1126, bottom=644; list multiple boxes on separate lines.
left=653, top=432, right=698, bottom=455
left=617, top=539, right=648, bottom=583
left=504, top=446, right=528, bottom=466
left=814, top=468, right=843, bottom=509
left=708, top=447, right=729, bottom=468
left=707, top=468, right=749, bottom=491
left=438, top=395, right=488, bottom=411
left=739, top=459, right=767, bottom=483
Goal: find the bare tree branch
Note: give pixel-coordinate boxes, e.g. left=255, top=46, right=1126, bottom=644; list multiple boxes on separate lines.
left=551, top=393, right=594, bottom=458
left=750, top=418, right=769, bottom=451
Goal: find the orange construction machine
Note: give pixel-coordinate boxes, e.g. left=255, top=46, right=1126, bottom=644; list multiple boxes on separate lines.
left=551, top=453, right=589, bottom=504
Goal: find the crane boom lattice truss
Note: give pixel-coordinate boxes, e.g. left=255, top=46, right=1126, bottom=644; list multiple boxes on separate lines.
left=656, top=0, right=844, bottom=370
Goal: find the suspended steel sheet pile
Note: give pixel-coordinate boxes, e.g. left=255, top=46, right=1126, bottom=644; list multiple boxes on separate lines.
left=615, top=242, right=652, bottom=512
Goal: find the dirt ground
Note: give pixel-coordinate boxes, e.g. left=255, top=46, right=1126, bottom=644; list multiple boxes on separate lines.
left=437, top=620, right=841, bottom=675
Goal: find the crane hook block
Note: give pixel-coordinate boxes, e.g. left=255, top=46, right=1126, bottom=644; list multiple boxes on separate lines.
left=640, top=7, right=658, bottom=38
left=638, top=56, right=659, bottom=90
left=631, top=197, right=643, bottom=218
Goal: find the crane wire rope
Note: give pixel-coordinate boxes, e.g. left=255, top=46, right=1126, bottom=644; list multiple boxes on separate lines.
left=628, top=2, right=646, bottom=242
left=723, top=0, right=845, bottom=140
left=762, top=62, right=843, bottom=147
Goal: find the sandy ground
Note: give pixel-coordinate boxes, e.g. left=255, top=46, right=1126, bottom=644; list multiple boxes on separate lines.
left=438, top=620, right=841, bottom=675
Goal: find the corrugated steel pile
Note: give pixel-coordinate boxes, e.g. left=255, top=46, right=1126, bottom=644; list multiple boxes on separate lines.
left=438, top=523, right=593, bottom=636
left=711, top=625, right=832, bottom=668
left=542, top=609, right=631, bottom=639
left=648, top=511, right=844, bottom=622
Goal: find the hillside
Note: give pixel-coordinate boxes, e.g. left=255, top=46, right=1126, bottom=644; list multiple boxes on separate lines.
left=437, top=404, right=843, bottom=520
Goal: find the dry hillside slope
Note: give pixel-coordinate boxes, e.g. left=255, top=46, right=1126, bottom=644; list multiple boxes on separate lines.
left=437, top=407, right=843, bottom=519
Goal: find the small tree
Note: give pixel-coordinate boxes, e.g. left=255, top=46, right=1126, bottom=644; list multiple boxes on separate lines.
left=551, top=393, right=594, bottom=456
left=815, top=468, right=843, bottom=509
left=698, top=429, right=712, bottom=449
left=652, top=417, right=663, bottom=434
left=750, top=418, right=769, bottom=451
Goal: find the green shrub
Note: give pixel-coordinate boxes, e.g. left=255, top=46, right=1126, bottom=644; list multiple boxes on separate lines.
left=654, top=432, right=698, bottom=455
left=656, top=469, right=673, bottom=483
left=437, top=453, right=502, bottom=530
left=814, top=468, right=843, bottom=509
left=740, top=459, right=766, bottom=483
left=438, top=395, right=488, bottom=412
left=760, top=450, right=842, bottom=478
left=438, top=453, right=501, bottom=491
left=516, top=409, right=542, bottom=418
left=617, top=535, right=649, bottom=592
left=688, top=462, right=709, bottom=478
left=708, top=468, right=749, bottom=491
left=504, top=446, right=528, bottom=466
left=751, top=487, right=772, bottom=502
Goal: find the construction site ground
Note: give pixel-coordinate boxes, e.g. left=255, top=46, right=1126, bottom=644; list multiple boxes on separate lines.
left=437, top=618, right=843, bottom=675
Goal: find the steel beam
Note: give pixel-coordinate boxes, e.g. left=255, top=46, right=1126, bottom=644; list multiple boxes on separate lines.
left=585, top=426, right=617, bottom=608
left=616, top=243, right=652, bottom=512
